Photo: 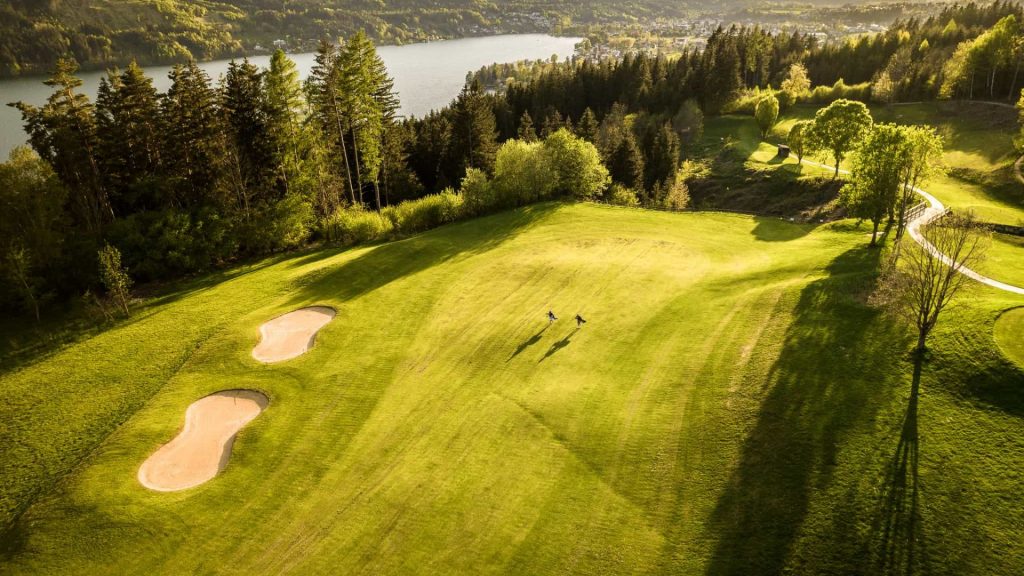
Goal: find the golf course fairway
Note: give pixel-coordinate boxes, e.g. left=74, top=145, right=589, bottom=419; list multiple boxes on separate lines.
left=1, top=203, right=1022, bottom=575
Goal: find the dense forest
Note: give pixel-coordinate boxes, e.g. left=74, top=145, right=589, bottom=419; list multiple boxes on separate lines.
left=2, top=2, right=1023, bottom=319
left=0, top=0, right=663, bottom=77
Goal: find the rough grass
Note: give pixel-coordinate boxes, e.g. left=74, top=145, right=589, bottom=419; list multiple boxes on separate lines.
left=1, top=203, right=1022, bottom=575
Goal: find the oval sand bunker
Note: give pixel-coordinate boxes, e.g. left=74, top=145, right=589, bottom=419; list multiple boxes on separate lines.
left=138, top=390, right=268, bottom=492
left=252, top=306, right=336, bottom=363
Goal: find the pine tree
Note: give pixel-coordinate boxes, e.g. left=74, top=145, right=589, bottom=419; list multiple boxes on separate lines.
left=645, top=122, right=680, bottom=191
left=161, top=61, right=228, bottom=209
left=13, top=58, right=111, bottom=235
left=448, top=80, right=498, bottom=178
left=223, top=58, right=276, bottom=215
left=576, top=107, right=599, bottom=143
left=609, top=131, right=645, bottom=192
left=518, top=110, right=538, bottom=142
left=95, top=61, right=163, bottom=212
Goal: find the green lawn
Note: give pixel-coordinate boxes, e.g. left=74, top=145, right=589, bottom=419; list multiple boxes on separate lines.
left=978, top=233, right=1024, bottom=288
left=2, top=203, right=1023, bottom=575
left=770, top=102, right=1024, bottom=225
left=995, top=307, right=1024, bottom=368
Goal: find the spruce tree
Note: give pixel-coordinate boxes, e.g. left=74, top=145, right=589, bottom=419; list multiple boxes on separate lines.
left=645, top=122, right=680, bottom=191
left=265, top=50, right=307, bottom=200
left=609, top=131, right=645, bottom=192
left=518, top=110, right=538, bottom=142
left=161, top=61, right=228, bottom=209
left=13, top=58, right=110, bottom=235
left=448, top=80, right=498, bottom=178
left=95, top=61, right=162, bottom=212
left=576, top=107, right=599, bottom=143
left=223, top=58, right=276, bottom=212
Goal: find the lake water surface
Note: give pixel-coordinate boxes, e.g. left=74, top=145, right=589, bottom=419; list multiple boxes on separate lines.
left=0, top=34, right=580, bottom=158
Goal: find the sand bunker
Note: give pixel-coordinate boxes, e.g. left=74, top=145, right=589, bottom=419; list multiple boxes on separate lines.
left=138, top=390, right=268, bottom=492
left=252, top=306, right=336, bottom=363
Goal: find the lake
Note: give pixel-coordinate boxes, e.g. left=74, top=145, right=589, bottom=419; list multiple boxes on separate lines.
left=0, top=34, right=581, bottom=159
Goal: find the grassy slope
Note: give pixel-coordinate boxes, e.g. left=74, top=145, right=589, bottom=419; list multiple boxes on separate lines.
left=1, top=203, right=1022, bottom=575
left=995, top=307, right=1024, bottom=368
left=773, top=102, right=1024, bottom=225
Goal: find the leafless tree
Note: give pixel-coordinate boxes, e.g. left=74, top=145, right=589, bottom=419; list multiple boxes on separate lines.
left=874, top=212, right=989, bottom=353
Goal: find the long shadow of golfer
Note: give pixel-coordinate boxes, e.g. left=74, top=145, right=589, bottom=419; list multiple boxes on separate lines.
left=508, top=326, right=548, bottom=361
left=539, top=328, right=579, bottom=362
left=870, top=356, right=925, bottom=575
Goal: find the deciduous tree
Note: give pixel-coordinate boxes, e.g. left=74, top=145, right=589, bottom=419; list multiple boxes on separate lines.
left=875, top=212, right=988, bottom=352
left=809, top=98, right=873, bottom=178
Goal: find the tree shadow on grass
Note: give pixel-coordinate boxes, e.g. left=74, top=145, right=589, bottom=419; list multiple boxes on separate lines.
left=703, top=246, right=907, bottom=575
left=869, top=355, right=924, bottom=576
left=284, top=203, right=557, bottom=308
left=0, top=256, right=284, bottom=379
left=751, top=216, right=817, bottom=242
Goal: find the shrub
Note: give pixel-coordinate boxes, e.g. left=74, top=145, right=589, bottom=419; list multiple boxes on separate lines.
left=492, top=139, right=558, bottom=207
left=543, top=129, right=610, bottom=199
left=236, top=195, right=314, bottom=255
left=98, top=244, right=132, bottom=316
left=320, top=205, right=393, bottom=245
left=108, top=208, right=234, bottom=282
left=606, top=184, right=640, bottom=207
left=662, top=174, right=691, bottom=211
left=809, top=79, right=872, bottom=105
left=384, top=190, right=465, bottom=236
left=460, top=168, right=497, bottom=216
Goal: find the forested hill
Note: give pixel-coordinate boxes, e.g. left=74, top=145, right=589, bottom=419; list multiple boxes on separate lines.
left=0, top=0, right=678, bottom=77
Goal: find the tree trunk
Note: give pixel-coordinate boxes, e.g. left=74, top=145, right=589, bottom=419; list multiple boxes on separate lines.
left=330, top=93, right=356, bottom=205
left=1010, top=58, right=1021, bottom=102
left=870, top=219, right=880, bottom=246
left=916, top=329, right=928, bottom=353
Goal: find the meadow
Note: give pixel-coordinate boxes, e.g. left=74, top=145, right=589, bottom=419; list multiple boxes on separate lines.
left=1, top=200, right=1022, bottom=575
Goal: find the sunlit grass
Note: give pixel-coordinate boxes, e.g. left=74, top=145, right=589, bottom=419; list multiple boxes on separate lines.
left=1, top=203, right=1022, bottom=575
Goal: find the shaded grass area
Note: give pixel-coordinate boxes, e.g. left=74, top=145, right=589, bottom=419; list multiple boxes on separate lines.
left=689, top=115, right=843, bottom=219
left=1, top=203, right=1023, bottom=575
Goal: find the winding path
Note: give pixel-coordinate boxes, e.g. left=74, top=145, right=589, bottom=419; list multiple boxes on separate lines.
left=801, top=158, right=1024, bottom=295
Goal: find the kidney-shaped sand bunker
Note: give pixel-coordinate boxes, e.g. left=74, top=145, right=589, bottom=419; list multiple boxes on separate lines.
left=138, top=390, right=268, bottom=492
left=252, top=306, right=336, bottom=363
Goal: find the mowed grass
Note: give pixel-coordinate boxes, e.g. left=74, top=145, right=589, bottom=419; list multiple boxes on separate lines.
left=978, top=233, right=1024, bottom=288
left=995, top=307, right=1024, bottom=368
left=1, top=203, right=1024, bottom=575
left=772, top=102, right=1024, bottom=225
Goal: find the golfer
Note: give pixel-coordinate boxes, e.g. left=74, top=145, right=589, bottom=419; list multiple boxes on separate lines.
left=547, top=310, right=558, bottom=323
left=575, top=314, right=587, bottom=327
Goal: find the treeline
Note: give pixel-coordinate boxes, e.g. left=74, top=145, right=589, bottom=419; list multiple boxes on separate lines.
left=0, top=0, right=506, bottom=77
left=478, top=2, right=1023, bottom=109
left=805, top=0, right=1024, bottom=102
left=0, top=0, right=682, bottom=77
left=2, top=33, right=630, bottom=318
left=2, top=33, right=425, bottom=315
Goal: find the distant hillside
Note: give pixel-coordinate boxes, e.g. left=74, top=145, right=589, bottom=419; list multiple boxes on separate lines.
left=0, top=0, right=682, bottom=76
